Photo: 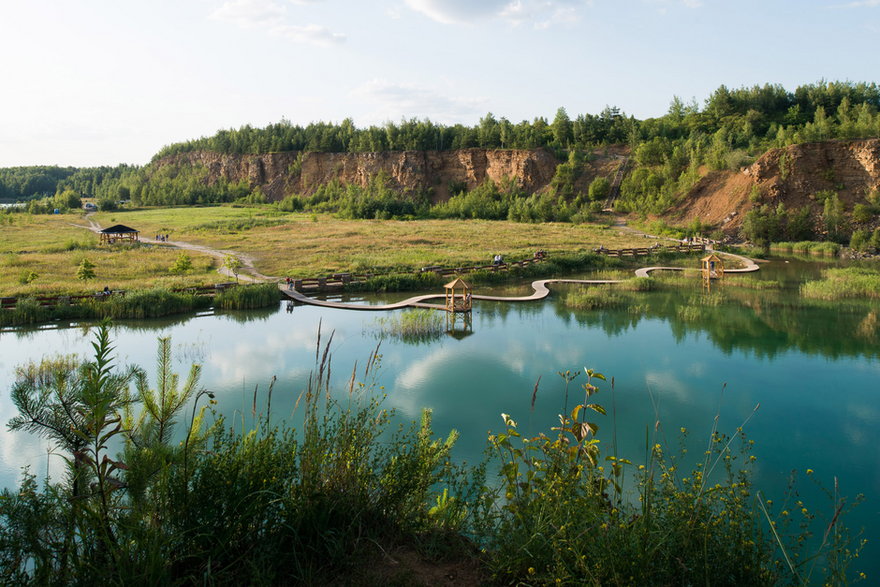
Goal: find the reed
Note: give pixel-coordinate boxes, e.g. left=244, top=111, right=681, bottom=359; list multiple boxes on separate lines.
left=563, top=286, right=629, bottom=310
left=214, top=283, right=280, bottom=310
left=800, top=267, right=880, bottom=300
left=372, top=309, right=444, bottom=343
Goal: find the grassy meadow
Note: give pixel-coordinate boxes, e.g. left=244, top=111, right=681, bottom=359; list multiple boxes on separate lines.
left=1, top=212, right=218, bottom=296
left=2, top=205, right=653, bottom=296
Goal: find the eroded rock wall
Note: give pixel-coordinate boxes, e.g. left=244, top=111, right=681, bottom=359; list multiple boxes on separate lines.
left=153, top=148, right=561, bottom=202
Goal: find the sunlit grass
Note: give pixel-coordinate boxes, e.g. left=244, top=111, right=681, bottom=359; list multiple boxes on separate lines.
left=2, top=206, right=653, bottom=296
left=93, top=206, right=651, bottom=277
left=801, top=267, right=880, bottom=300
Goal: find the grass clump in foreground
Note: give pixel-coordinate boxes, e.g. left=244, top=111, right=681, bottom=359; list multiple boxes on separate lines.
left=0, top=325, right=866, bottom=585
left=800, top=267, right=880, bottom=300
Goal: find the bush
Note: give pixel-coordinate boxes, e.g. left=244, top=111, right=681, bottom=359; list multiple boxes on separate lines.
left=588, top=176, right=611, bottom=201
left=850, top=229, right=871, bottom=252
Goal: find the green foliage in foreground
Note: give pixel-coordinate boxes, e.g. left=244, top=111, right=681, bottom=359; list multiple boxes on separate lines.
left=0, top=326, right=867, bottom=585
left=800, top=267, right=880, bottom=300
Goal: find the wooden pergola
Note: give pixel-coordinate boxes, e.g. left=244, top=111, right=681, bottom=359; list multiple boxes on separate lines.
left=99, top=224, right=140, bottom=245
left=444, top=277, right=472, bottom=313
left=701, top=253, right=724, bottom=291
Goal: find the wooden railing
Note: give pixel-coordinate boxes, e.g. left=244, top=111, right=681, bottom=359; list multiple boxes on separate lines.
left=593, top=243, right=705, bottom=257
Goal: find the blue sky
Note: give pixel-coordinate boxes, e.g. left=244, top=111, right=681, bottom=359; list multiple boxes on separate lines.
left=0, top=0, right=877, bottom=167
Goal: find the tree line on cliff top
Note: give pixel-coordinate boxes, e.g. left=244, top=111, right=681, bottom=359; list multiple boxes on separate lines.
left=148, top=80, right=880, bottom=157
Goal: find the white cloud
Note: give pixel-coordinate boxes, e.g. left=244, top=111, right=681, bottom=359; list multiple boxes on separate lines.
left=211, top=0, right=345, bottom=45
left=352, top=79, right=488, bottom=123
left=501, top=0, right=584, bottom=28
left=644, top=0, right=703, bottom=12
left=404, top=0, right=509, bottom=24
left=845, top=0, right=880, bottom=5
left=274, top=23, right=346, bottom=45
left=211, top=0, right=287, bottom=28
left=405, top=0, right=588, bottom=27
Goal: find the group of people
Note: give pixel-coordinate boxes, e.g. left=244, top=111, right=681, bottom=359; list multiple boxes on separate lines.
left=492, top=254, right=504, bottom=266
left=285, top=276, right=294, bottom=290
left=155, top=234, right=170, bottom=242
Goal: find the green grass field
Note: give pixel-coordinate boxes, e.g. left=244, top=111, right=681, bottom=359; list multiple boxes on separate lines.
left=1, top=206, right=653, bottom=296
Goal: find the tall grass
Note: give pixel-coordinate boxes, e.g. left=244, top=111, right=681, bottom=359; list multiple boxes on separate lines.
left=214, top=283, right=279, bottom=309
left=564, top=286, right=629, bottom=310
left=772, top=241, right=842, bottom=256
left=801, top=267, right=880, bottom=300
left=87, top=288, right=211, bottom=319
left=372, top=309, right=444, bottom=343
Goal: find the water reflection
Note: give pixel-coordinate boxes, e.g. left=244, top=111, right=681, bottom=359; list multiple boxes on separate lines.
left=1, top=258, right=878, bottom=575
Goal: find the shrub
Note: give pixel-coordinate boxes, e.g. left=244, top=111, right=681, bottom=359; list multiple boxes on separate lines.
left=76, top=258, right=96, bottom=280
left=588, top=176, right=611, bottom=201
left=169, top=252, right=193, bottom=274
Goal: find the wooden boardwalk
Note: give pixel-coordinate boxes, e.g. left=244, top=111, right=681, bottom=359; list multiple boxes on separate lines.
left=280, top=250, right=760, bottom=312
left=280, top=278, right=622, bottom=311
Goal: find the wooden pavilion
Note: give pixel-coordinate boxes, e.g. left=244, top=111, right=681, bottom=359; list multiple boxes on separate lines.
left=701, top=253, right=723, bottom=291
left=99, top=224, right=140, bottom=245
left=444, top=277, right=472, bottom=313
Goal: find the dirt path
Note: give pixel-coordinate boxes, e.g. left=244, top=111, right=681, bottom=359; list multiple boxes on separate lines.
left=75, top=214, right=273, bottom=284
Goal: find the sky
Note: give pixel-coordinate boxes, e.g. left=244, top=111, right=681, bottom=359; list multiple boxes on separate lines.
left=0, top=0, right=878, bottom=167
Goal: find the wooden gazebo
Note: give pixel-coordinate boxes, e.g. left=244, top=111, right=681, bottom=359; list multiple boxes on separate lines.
left=444, top=277, right=472, bottom=313
left=701, top=253, right=724, bottom=292
left=99, top=224, right=139, bottom=245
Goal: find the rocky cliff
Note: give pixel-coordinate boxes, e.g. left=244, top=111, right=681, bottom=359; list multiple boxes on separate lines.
left=675, top=139, right=880, bottom=231
left=153, top=148, right=562, bottom=202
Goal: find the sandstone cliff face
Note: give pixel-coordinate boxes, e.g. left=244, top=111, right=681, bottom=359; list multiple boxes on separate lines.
left=676, top=139, right=880, bottom=231
left=154, top=148, right=560, bottom=202
left=745, top=139, right=880, bottom=205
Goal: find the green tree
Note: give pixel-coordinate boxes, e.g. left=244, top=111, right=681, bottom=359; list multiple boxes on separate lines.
left=169, top=253, right=193, bottom=274
left=7, top=322, right=140, bottom=578
left=822, top=194, right=848, bottom=243
left=223, top=254, right=242, bottom=282
left=588, top=176, right=611, bottom=202
left=551, top=107, right=573, bottom=148
left=76, top=258, right=96, bottom=281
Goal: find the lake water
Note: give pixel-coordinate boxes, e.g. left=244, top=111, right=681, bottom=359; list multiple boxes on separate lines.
left=1, top=258, right=878, bottom=575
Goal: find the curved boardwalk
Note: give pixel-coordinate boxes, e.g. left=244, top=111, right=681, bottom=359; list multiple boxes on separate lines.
left=280, top=249, right=761, bottom=312
left=281, top=279, right=622, bottom=311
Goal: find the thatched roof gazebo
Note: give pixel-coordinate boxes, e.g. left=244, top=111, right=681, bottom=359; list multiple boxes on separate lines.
left=100, top=224, right=139, bottom=245
left=444, top=277, right=472, bottom=313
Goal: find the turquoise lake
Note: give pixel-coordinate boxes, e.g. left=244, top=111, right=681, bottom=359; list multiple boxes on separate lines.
left=1, top=258, right=878, bottom=576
